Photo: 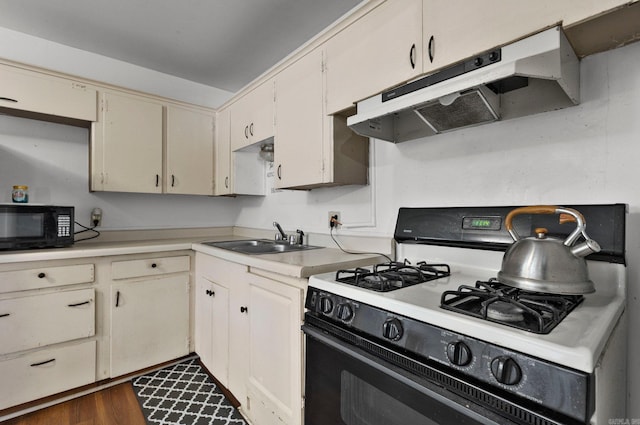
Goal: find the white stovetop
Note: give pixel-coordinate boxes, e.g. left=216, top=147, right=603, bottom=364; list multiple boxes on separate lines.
left=309, top=244, right=627, bottom=373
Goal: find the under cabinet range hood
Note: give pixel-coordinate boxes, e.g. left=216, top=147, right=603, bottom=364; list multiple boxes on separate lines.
left=347, top=26, right=579, bottom=143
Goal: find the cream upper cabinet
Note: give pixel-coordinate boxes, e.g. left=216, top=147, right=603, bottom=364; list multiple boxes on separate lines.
left=229, top=80, right=275, bottom=151
left=274, top=48, right=325, bottom=189
left=325, top=0, right=423, bottom=115
left=0, top=64, right=97, bottom=122
left=92, top=90, right=163, bottom=193
left=165, top=105, right=215, bottom=195
left=422, top=0, right=632, bottom=74
left=214, top=107, right=232, bottom=195
left=275, top=48, right=368, bottom=190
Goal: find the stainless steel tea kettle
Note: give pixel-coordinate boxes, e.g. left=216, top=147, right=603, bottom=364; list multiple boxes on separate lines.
left=497, top=206, right=601, bottom=294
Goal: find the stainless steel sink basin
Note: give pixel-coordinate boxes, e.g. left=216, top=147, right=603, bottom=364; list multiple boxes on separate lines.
left=202, top=239, right=323, bottom=255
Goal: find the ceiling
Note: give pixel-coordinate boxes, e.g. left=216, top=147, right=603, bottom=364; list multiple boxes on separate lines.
left=0, top=0, right=363, bottom=93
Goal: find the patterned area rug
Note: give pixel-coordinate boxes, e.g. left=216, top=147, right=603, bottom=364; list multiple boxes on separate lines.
left=132, top=358, right=248, bottom=425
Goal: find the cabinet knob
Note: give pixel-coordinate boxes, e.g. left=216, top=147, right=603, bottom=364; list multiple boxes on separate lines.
left=151, top=263, right=157, bottom=268
left=240, top=306, right=248, bottom=313
left=38, top=272, right=46, bottom=279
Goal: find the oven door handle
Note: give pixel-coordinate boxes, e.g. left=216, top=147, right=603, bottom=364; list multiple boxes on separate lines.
left=302, top=324, right=515, bottom=425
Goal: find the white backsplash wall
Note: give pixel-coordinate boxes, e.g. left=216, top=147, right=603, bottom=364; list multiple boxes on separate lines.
left=0, top=115, right=240, bottom=230
left=236, top=41, right=640, bottom=417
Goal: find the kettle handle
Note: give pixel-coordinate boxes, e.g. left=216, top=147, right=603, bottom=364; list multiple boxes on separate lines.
left=505, top=205, right=588, bottom=246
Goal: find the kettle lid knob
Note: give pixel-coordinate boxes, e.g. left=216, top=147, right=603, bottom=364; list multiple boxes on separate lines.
left=535, top=228, right=548, bottom=239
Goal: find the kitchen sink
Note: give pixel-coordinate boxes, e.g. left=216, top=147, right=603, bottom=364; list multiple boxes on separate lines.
left=202, top=239, right=323, bottom=255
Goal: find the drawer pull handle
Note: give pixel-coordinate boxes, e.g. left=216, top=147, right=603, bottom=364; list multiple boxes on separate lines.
left=205, top=289, right=215, bottom=297
left=151, top=263, right=157, bottom=268
left=0, top=97, right=18, bottom=103
left=31, top=358, right=55, bottom=367
left=115, top=290, right=121, bottom=307
left=38, top=272, right=46, bottom=279
left=0, top=313, right=10, bottom=318
left=68, top=300, right=91, bottom=307
left=240, top=306, right=248, bottom=313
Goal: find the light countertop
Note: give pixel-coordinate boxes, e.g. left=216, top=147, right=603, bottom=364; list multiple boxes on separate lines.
left=0, top=234, right=388, bottom=278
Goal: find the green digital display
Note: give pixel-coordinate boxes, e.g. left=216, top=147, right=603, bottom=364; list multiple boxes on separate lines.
left=471, top=219, right=493, bottom=228
left=462, top=216, right=501, bottom=230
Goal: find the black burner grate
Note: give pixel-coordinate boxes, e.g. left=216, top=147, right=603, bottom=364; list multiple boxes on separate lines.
left=335, top=260, right=450, bottom=292
left=440, top=279, right=584, bottom=334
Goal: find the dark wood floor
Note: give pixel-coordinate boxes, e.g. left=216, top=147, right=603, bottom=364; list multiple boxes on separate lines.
left=1, top=383, right=146, bottom=425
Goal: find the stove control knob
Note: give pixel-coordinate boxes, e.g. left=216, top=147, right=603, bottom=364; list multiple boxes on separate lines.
left=336, top=303, right=354, bottom=322
left=490, top=356, right=522, bottom=385
left=446, top=341, right=472, bottom=366
left=319, top=296, right=334, bottom=315
left=382, top=318, right=403, bottom=341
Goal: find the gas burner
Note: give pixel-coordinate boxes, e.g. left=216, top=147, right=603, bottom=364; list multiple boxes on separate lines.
left=440, top=279, right=584, bottom=334
left=335, top=259, right=450, bottom=292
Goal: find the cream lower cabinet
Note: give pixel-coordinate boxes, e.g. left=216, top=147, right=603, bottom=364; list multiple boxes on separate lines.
left=0, top=261, right=97, bottom=411
left=194, top=253, right=304, bottom=425
left=275, top=48, right=368, bottom=190
left=244, top=273, right=304, bottom=425
left=109, top=255, right=190, bottom=377
left=195, top=254, right=249, bottom=404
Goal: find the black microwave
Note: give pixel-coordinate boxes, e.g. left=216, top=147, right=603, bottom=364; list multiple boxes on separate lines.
left=0, top=204, right=74, bottom=250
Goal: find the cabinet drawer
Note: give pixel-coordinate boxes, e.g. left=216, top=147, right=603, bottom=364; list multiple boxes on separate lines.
left=0, top=288, right=95, bottom=355
left=0, top=340, right=96, bottom=410
left=0, top=65, right=97, bottom=122
left=195, top=252, right=247, bottom=283
left=111, top=255, right=190, bottom=280
left=0, top=264, right=95, bottom=294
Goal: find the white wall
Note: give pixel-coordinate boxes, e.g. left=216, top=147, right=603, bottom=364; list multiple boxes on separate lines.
left=0, top=115, right=240, bottom=230
left=236, top=41, right=640, bottom=418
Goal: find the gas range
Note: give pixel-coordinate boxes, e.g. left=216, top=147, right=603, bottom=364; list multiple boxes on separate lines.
left=305, top=205, right=627, bottom=425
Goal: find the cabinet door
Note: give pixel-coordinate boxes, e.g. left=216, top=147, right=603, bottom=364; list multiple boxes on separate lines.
left=325, top=0, right=423, bottom=114
left=245, top=274, right=303, bottom=425
left=166, top=105, right=214, bottom=195
left=214, top=107, right=232, bottom=195
left=422, top=0, right=631, bottom=74
left=0, top=64, right=97, bottom=122
left=229, top=81, right=275, bottom=151
left=274, top=48, right=324, bottom=189
left=92, top=91, right=163, bottom=193
left=110, top=275, right=189, bottom=377
left=194, top=274, right=230, bottom=387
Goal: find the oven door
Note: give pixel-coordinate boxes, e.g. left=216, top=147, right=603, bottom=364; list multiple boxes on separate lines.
left=303, top=323, right=515, bottom=425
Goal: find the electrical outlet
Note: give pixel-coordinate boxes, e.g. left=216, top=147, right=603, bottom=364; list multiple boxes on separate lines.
left=328, top=211, right=340, bottom=229
left=91, top=208, right=102, bottom=227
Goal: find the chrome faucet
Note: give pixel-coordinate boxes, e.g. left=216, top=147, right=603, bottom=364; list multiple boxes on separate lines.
left=273, top=222, right=305, bottom=245
left=273, top=221, right=288, bottom=241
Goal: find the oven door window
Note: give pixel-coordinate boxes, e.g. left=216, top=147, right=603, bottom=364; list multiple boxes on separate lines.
left=341, top=370, right=438, bottom=425
left=304, top=330, right=508, bottom=425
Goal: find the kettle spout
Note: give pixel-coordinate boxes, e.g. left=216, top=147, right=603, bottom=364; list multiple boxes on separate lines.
left=570, top=239, right=601, bottom=257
